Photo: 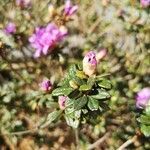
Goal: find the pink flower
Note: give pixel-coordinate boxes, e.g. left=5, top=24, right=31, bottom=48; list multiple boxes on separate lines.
left=58, top=96, right=67, bottom=110
left=64, top=0, right=78, bottom=16
left=16, top=0, right=31, bottom=8
left=83, top=51, right=97, bottom=76
left=140, top=0, right=150, bottom=8
left=40, top=79, right=52, bottom=92
left=136, top=87, right=150, bottom=109
left=96, top=49, right=107, bottom=63
left=4, top=22, right=16, bottom=34
left=29, top=23, right=68, bottom=58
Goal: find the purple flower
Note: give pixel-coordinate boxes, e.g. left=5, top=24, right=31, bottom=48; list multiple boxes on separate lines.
left=39, top=79, right=52, bottom=92
left=29, top=23, right=68, bottom=58
left=140, top=0, right=150, bottom=8
left=136, top=87, right=150, bottom=109
left=64, top=0, right=78, bottom=16
left=83, top=51, right=97, bottom=76
left=16, top=0, right=31, bottom=8
left=58, top=96, right=67, bottom=110
left=4, top=22, right=16, bottom=34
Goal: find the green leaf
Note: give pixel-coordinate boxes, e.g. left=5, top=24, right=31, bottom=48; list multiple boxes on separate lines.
left=58, top=78, right=69, bottom=87
left=79, top=84, right=91, bottom=91
left=68, top=64, right=77, bottom=78
left=139, top=115, right=150, bottom=125
left=74, top=110, right=82, bottom=119
left=52, top=87, right=73, bottom=96
left=87, top=97, right=99, bottom=111
left=74, top=96, right=88, bottom=110
left=46, top=101, right=59, bottom=108
left=87, top=76, right=95, bottom=87
left=141, top=125, right=150, bottom=137
left=98, top=79, right=112, bottom=89
left=65, top=115, right=79, bottom=128
left=91, top=89, right=110, bottom=100
left=40, top=110, right=62, bottom=128
left=76, top=70, right=87, bottom=79
left=145, top=104, right=150, bottom=115
left=65, top=98, right=75, bottom=107
left=69, top=80, right=78, bottom=89
left=96, top=74, right=110, bottom=80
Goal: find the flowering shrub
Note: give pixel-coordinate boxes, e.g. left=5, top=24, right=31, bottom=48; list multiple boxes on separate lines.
left=29, top=0, right=78, bottom=58
left=39, top=51, right=111, bottom=129
left=136, top=88, right=150, bottom=137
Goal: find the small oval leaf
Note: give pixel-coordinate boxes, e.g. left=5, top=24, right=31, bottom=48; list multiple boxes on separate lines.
left=91, top=89, right=110, bottom=100
left=79, top=84, right=91, bottom=91
left=87, top=97, right=99, bottom=111
left=52, top=87, right=73, bottom=96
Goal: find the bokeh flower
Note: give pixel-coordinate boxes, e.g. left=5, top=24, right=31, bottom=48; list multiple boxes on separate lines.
left=58, top=96, right=67, bottom=110
left=4, top=22, right=16, bottom=34
left=96, top=49, right=107, bottom=63
left=29, top=23, right=68, bottom=58
left=16, top=0, right=31, bottom=8
left=64, top=0, right=78, bottom=16
left=136, top=87, right=150, bottom=109
left=83, top=51, right=97, bottom=76
left=140, top=0, right=150, bottom=8
left=40, top=79, right=52, bottom=92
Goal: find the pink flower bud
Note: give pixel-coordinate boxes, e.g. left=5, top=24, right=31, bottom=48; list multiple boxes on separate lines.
left=140, top=0, right=150, bottom=8
left=58, top=96, right=67, bottom=110
left=4, top=22, right=16, bottom=34
left=16, top=0, right=31, bottom=8
left=40, top=79, right=52, bottom=92
left=83, top=51, right=97, bottom=76
left=96, top=49, right=107, bottom=63
left=64, top=0, right=78, bottom=16
left=136, top=87, right=150, bottom=109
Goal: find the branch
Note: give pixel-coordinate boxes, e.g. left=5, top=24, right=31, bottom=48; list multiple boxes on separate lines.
left=117, top=135, right=137, bottom=150
left=87, top=132, right=110, bottom=150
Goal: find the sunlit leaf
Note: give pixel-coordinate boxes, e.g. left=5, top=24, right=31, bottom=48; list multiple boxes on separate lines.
left=52, top=87, right=73, bottom=96
left=74, top=96, right=88, bottom=110
left=87, top=97, right=99, bottom=111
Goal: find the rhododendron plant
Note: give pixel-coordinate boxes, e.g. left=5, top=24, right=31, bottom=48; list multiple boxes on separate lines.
left=39, top=50, right=112, bottom=129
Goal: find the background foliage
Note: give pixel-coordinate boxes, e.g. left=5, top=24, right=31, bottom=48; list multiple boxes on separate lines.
left=0, top=0, right=149, bottom=149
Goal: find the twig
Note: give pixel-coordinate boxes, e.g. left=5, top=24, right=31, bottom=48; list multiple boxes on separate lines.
left=117, top=135, right=137, bottom=150
left=87, top=132, right=110, bottom=150
left=74, top=128, right=79, bottom=150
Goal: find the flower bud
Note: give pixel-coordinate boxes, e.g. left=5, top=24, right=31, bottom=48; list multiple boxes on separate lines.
left=83, top=51, right=97, bottom=76
left=4, top=22, right=16, bottom=34
left=69, top=80, right=78, bottom=89
left=140, top=0, right=150, bottom=8
left=48, top=4, right=55, bottom=18
left=136, top=87, right=150, bottom=109
left=96, top=49, right=107, bottom=63
left=64, top=0, right=78, bottom=17
left=58, top=96, right=67, bottom=110
left=39, top=79, right=52, bottom=92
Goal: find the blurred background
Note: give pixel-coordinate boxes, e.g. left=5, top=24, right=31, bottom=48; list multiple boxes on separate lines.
left=0, top=0, right=149, bottom=149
